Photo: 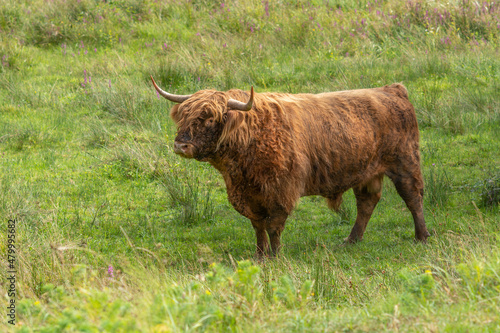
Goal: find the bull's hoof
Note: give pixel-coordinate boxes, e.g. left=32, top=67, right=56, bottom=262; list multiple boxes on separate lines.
left=254, top=251, right=277, bottom=261
left=254, top=251, right=266, bottom=261
left=415, top=230, right=431, bottom=243
left=342, top=236, right=362, bottom=245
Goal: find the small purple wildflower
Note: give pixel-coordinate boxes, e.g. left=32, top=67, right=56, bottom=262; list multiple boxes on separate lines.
left=156, top=90, right=160, bottom=99
left=108, top=265, right=114, bottom=278
left=441, top=36, right=451, bottom=45
left=108, top=79, right=111, bottom=88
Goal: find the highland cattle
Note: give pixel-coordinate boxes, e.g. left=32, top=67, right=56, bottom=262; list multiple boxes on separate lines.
left=151, top=77, right=430, bottom=257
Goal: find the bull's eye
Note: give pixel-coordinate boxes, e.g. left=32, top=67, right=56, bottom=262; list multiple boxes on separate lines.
left=205, top=118, right=215, bottom=126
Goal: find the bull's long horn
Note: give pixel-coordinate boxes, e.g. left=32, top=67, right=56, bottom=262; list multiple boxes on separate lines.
left=150, top=75, right=192, bottom=103
left=227, top=87, right=254, bottom=111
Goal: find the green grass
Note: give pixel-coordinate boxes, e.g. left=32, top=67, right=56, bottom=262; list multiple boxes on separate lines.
left=1, top=0, right=500, bottom=331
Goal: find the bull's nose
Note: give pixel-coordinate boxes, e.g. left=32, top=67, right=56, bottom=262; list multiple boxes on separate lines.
left=174, top=141, right=191, bottom=154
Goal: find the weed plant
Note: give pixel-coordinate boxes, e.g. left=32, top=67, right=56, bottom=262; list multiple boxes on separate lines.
left=478, top=171, right=500, bottom=208
left=425, top=164, right=452, bottom=208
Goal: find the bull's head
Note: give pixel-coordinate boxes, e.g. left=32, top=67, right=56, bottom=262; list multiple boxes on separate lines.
left=151, top=76, right=254, bottom=161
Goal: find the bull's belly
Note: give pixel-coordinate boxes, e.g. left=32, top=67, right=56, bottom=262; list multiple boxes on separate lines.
left=300, top=160, right=384, bottom=197
left=302, top=184, right=351, bottom=198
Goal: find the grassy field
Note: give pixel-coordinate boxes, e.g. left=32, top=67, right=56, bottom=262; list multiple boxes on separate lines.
left=1, top=0, right=500, bottom=331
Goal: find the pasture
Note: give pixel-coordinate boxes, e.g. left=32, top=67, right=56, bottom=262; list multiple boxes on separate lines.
left=1, top=0, right=499, bottom=331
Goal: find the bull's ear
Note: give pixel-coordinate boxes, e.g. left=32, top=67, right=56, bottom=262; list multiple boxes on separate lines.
left=225, top=110, right=245, bottom=134
left=170, top=104, right=181, bottom=123
left=220, top=110, right=248, bottom=148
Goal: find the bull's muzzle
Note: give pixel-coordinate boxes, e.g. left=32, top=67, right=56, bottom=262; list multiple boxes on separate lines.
left=174, top=141, right=194, bottom=158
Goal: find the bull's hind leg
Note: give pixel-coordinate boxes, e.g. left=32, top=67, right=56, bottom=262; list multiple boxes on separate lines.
left=346, top=174, right=384, bottom=243
left=386, top=166, right=430, bottom=242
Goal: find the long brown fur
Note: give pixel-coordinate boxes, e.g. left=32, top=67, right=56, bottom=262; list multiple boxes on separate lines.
left=167, top=83, right=430, bottom=257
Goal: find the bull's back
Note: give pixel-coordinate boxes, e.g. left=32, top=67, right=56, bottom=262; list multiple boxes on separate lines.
left=280, top=84, right=418, bottom=196
left=315, top=83, right=415, bottom=133
left=310, top=83, right=417, bottom=151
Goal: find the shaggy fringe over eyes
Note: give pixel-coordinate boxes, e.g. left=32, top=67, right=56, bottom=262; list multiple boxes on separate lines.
left=172, top=89, right=263, bottom=150
left=173, top=90, right=227, bottom=137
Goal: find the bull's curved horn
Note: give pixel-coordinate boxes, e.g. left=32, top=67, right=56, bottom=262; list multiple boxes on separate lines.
left=150, top=75, right=192, bottom=103
left=227, top=87, right=254, bottom=111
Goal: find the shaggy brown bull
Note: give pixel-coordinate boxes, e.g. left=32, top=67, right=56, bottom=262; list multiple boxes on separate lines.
left=151, top=77, right=430, bottom=257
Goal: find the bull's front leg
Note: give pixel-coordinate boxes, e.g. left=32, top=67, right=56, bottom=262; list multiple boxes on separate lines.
left=235, top=189, right=290, bottom=258
left=250, top=219, right=269, bottom=258
left=251, top=213, right=288, bottom=258
left=266, top=214, right=288, bottom=257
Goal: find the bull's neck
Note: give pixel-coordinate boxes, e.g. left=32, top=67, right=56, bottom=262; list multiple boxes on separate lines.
left=208, top=142, right=252, bottom=175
